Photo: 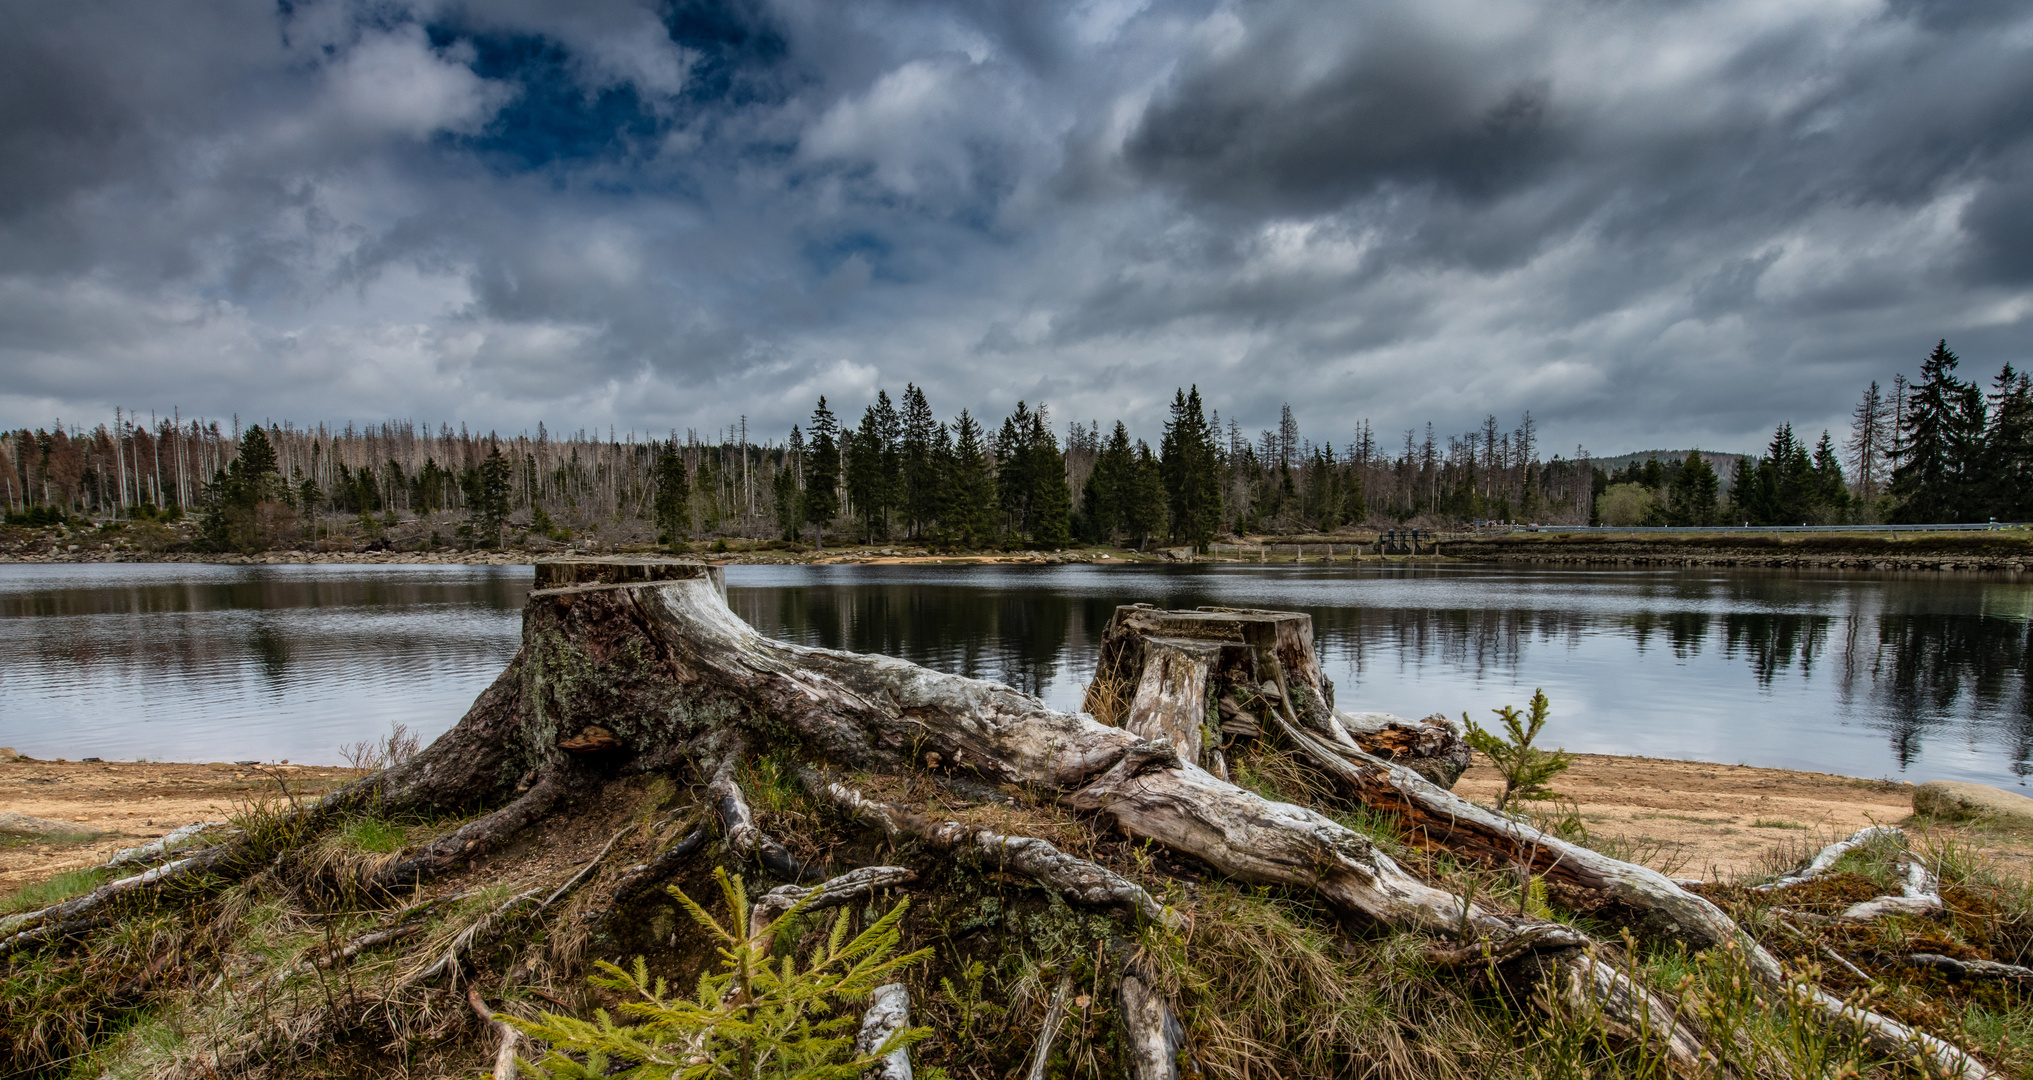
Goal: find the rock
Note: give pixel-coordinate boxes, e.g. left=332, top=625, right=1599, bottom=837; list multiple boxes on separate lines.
left=0, top=746, right=17, bottom=761
left=1914, top=780, right=2033, bottom=826
left=0, top=811, right=96, bottom=837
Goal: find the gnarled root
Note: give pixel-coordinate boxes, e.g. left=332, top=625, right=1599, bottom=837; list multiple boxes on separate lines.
left=1119, top=960, right=1196, bottom=1080
left=857, top=982, right=915, bottom=1080
left=810, top=775, right=1176, bottom=928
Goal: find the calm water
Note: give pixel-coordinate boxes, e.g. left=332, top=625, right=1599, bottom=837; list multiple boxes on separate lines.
left=1, top=562, right=2029, bottom=785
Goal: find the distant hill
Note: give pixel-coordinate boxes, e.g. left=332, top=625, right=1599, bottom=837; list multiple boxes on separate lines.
left=1587, top=450, right=1751, bottom=492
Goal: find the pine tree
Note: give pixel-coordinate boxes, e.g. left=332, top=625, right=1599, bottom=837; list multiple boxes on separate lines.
left=899, top=385, right=936, bottom=538
left=1124, top=441, right=1167, bottom=550
left=803, top=398, right=841, bottom=547
left=945, top=411, right=995, bottom=547
left=1025, top=407, right=1072, bottom=548
left=1891, top=341, right=1976, bottom=522
left=653, top=442, right=690, bottom=547
left=1159, top=386, right=1222, bottom=551
left=1665, top=451, right=1719, bottom=526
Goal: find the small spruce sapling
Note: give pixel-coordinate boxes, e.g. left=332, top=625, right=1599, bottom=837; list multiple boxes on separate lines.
left=1464, top=688, right=1572, bottom=813
left=507, top=866, right=934, bottom=1080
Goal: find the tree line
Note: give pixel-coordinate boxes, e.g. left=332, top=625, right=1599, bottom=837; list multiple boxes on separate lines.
left=5, top=341, right=2026, bottom=549
left=1592, top=340, right=2032, bottom=526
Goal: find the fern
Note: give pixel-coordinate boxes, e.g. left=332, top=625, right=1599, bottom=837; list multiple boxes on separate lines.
left=1463, top=688, right=1572, bottom=813
left=508, top=866, right=933, bottom=1079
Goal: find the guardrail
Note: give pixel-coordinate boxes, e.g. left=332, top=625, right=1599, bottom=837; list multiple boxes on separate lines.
left=1495, top=523, right=2029, bottom=536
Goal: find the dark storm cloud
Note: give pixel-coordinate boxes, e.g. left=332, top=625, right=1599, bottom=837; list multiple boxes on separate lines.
left=0, top=0, right=2029, bottom=457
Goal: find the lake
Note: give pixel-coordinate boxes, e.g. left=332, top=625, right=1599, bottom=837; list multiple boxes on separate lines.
left=1, top=562, right=2027, bottom=786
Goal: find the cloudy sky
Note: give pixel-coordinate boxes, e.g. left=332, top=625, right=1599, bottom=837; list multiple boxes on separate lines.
left=2, top=0, right=2030, bottom=456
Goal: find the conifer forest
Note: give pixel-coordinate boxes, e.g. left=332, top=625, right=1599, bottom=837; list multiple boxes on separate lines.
left=4, top=341, right=2028, bottom=552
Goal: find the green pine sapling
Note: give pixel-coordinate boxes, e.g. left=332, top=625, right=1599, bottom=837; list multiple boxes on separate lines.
left=507, top=866, right=934, bottom=1080
left=1463, top=688, right=1572, bottom=813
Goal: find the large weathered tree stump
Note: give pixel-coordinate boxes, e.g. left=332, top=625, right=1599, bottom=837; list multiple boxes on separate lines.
left=9, top=558, right=1997, bottom=1080
left=1085, top=603, right=1473, bottom=786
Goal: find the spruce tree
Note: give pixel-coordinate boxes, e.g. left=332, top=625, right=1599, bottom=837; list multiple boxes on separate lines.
left=653, top=443, right=690, bottom=547
left=1025, top=407, right=1072, bottom=548
left=995, top=403, right=1036, bottom=541
left=803, top=398, right=841, bottom=547
left=1808, top=431, right=1849, bottom=522
left=470, top=445, right=511, bottom=548
left=202, top=425, right=284, bottom=552
left=946, top=411, right=995, bottom=547
left=1984, top=368, right=2033, bottom=520
left=1159, top=386, right=1222, bottom=550
left=899, top=385, right=937, bottom=539
left=1666, top=451, right=1718, bottom=526
left=1124, top=441, right=1167, bottom=550
left=1080, top=421, right=1133, bottom=543
left=1891, top=341, right=1974, bottom=523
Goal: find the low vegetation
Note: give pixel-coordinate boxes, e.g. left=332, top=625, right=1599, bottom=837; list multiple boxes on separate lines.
left=3, top=568, right=2028, bottom=1080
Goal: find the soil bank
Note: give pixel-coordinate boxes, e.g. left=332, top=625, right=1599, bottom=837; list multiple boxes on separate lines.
left=6, top=753, right=2026, bottom=893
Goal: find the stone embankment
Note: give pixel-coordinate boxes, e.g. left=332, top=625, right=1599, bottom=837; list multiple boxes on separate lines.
left=1446, top=534, right=2033, bottom=572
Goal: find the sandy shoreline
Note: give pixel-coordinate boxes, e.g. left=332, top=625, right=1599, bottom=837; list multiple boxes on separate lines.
left=5, top=752, right=2024, bottom=894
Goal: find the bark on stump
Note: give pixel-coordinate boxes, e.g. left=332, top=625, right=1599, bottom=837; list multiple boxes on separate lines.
left=38, top=557, right=1991, bottom=1080
left=1085, top=603, right=1473, bottom=787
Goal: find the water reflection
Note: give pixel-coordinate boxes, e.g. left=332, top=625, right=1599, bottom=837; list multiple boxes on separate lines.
left=728, top=565, right=2033, bottom=786
left=2, top=562, right=2029, bottom=783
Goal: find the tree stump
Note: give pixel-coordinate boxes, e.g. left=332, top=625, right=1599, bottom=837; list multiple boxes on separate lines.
left=1084, top=603, right=1473, bottom=786
left=7, top=557, right=1998, bottom=1080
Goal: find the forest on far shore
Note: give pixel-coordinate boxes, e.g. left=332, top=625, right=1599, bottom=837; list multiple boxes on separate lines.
left=4, top=340, right=2028, bottom=552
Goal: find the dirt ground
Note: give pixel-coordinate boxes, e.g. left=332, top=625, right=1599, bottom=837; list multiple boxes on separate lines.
left=1456, top=752, right=2033, bottom=880
left=0, top=758, right=365, bottom=890
left=5, top=753, right=2028, bottom=895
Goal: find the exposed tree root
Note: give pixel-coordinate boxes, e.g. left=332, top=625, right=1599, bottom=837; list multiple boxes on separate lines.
left=810, top=775, right=1177, bottom=928
left=7, top=559, right=2010, bottom=1080
left=1119, top=959, right=1196, bottom=1080
left=857, top=982, right=915, bottom=1080
left=467, top=987, right=525, bottom=1080
left=1023, top=972, right=1076, bottom=1080
left=749, top=865, right=918, bottom=952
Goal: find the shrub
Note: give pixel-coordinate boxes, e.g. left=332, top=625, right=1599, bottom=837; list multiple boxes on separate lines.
left=1464, top=688, right=1572, bottom=813
left=508, top=866, right=932, bottom=1079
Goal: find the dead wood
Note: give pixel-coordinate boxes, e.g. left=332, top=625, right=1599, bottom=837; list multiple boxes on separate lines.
left=748, top=865, right=919, bottom=953
left=467, top=987, right=525, bottom=1080
left=857, top=982, right=915, bottom=1080
left=810, top=777, right=1175, bottom=927
left=18, top=558, right=1998, bottom=1079
left=1024, top=972, right=1076, bottom=1080
left=1906, top=954, right=2033, bottom=981
left=1119, top=959, right=1195, bottom=1080
left=604, top=824, right=709, bottom=907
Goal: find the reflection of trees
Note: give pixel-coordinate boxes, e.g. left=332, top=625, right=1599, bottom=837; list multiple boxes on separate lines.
left=1860, top=613, right=2033, bottom=773
left=1721, top=613, right=1831, bottom=686
left=733, top=583, right=1112, bottom=699
left=2, top=567, right=529, bottom=695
